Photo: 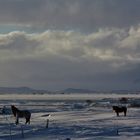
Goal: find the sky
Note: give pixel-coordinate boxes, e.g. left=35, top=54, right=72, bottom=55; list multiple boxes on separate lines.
left=0, top=0, right=140, bottom=91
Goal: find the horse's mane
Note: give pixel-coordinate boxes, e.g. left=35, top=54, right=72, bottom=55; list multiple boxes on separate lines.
left=113, top=106, right=126, bottom=109
left=11, top=105, right=19, bottom=117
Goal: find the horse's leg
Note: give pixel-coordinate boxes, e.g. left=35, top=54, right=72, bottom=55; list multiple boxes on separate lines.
left=116, top=112, right=119, bottom=117
left=124, top=111, right=126, bottom=116
left=16, top=115, right=19, bottom=125
left=25, top=117, right=30, bottom=124
left=25, top=118, right=28, bottom=124
left=28, top=119, right=30, bottom=124
left=25, top=112, right=31, bottom=124
left=28, top=118, right=30, bottom=124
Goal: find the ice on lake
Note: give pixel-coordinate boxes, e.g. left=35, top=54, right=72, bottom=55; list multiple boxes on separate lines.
left=0, top=93, right=140, bottom=140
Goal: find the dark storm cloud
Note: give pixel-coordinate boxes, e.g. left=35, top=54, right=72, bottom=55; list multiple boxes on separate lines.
left=0, top=0, right=140, bottom=31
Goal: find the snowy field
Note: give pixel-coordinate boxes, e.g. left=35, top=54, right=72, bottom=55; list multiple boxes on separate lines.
left=0, top=93, right=140, bottom=140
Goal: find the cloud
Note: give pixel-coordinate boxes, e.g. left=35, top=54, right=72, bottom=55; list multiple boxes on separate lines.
left=0, top=0, right=140, bottom=31
left=5, top=28, right=140, bottom=64
left=0, top=29, right=130, bottom=64
left=0, top=26, right=140, bottom=89
left=0, top=0, right=140, bottom=90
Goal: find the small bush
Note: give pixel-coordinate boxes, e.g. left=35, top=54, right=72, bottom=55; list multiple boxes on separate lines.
left=86, top=100, right=93, bottom=105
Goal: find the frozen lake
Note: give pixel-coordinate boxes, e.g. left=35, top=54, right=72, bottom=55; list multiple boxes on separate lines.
left=0, top=93, right=140, bottom=140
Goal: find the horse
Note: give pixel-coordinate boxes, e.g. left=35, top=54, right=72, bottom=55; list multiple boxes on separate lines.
left=11, top=105, right=31, bottom=125
left=112, top=106, right=127, bottom=116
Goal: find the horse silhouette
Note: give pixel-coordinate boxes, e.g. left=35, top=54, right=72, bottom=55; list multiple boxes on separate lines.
left=112, top=106, right=127, bottom=116
left=11, top=105, right=31, bottom=125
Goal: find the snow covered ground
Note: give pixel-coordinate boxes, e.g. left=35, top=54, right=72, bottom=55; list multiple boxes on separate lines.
left=0, top=93, right=140, bottom=140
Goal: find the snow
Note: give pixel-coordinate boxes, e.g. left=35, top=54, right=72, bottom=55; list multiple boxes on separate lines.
left=0, top=93, right=140, bottom=140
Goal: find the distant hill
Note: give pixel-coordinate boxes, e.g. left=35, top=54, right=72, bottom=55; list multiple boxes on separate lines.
left=0, top=86, right=139, bottom=94
left=60, top=88, right=95, bottom=93
left=0, top=87, right=49, bottom=94
left=59, top=88, right=140, bottom=94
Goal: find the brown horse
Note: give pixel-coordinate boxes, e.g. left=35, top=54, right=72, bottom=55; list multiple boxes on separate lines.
left=112, top=106, right=127, bottom=116
left=11, top=105, right=31, bottom=125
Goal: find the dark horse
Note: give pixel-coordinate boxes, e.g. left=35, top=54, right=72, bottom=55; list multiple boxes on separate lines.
left=112, top=106, right=127, bottom=116
left=11, top=105, right=31, bottom=125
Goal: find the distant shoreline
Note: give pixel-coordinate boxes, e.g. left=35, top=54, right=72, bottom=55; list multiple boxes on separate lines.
left=0, top=93, right=139, bottom=101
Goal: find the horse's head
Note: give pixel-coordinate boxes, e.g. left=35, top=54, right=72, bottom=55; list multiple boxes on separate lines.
left=11, top=105, right=19, bottom=117
left=112, top=106, right=118, bottom=111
